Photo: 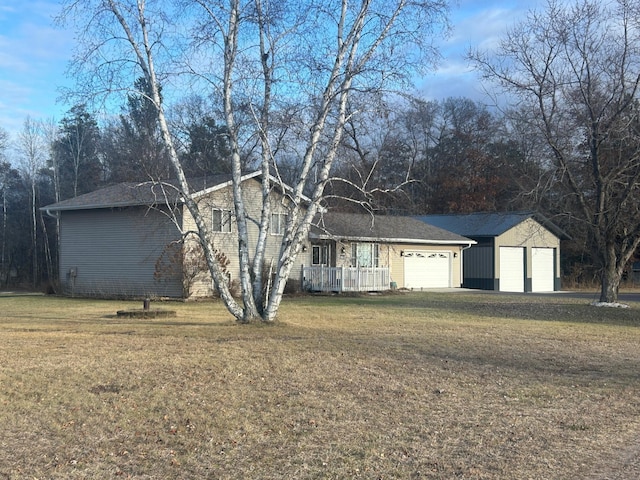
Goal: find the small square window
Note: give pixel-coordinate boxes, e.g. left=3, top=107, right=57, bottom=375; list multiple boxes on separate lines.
left=271, top=213, right=287, bottom=235
left=212, top=209, right=232, bottom=233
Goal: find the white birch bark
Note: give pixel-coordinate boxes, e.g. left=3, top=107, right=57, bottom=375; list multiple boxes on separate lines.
left=107, top=0, right=246, bottom=319
left=60, top=0, right=448, bottom=321
left=261, top=0, right=410, bottom=320
left=17, top=117, right=47, bottom=288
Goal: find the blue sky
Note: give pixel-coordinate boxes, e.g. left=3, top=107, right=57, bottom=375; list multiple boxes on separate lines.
left=0, top=1, right=541, bottom=139
left=0, top=0, right=72, bottom=136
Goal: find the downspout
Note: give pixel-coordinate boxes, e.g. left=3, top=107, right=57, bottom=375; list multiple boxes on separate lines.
left=460, top=242, right=473, bottom=288
left=44, top=208, right=59, bottom=219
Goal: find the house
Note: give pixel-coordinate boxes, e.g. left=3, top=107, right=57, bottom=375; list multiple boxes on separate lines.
left=42, top=172, right=475, bottom=298
left=305, top=212, right=476, bottom=292
left=415, top=212, right=569, bottom=292
left=42, top=172, right=304, bottom=298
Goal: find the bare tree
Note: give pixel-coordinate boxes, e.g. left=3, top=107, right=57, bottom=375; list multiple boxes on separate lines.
left=471, top=0, right=640, bottom=303
left=16, top=117, right=47, bottom=288
left=59, top=0, right=449, bottom=321
left=0, top=128, right=7, bottom=156
left=38, top=118, right=61, bottom=287
left=0, top=128, right=10, bottom=285
left=52, top=105, right=103, bottom=199
left=326, top=95, right=417, bottom=213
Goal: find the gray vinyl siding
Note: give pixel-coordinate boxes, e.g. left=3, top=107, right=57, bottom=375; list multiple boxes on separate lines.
left=59, top=207, right=183, bottom=298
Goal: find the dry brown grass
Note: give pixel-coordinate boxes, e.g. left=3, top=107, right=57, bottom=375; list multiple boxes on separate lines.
left=0, top=292, right=639, bottom=479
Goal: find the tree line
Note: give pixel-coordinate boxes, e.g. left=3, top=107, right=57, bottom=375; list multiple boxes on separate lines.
left=0, top=88, right=611, bottom=292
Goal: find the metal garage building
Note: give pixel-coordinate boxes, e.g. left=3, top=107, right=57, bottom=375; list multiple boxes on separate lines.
left=415, top=213, right=569, bottom=292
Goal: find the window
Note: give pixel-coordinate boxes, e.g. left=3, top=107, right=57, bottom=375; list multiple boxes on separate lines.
left=312, top=245, right=329, bottom=266
left=271, top=213, right=287, bottom=235
left=350, top=243, right=379, bottom=267
left=212, top=209, right=232, bottom=233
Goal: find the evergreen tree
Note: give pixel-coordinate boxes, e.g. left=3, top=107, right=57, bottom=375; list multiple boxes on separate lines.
left=103, top=77, right=171, bottom=182
left=181, top=116, right=232, bottom=178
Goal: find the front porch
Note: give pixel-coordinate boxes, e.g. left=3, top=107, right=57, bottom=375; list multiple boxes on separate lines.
left=302, top=266, right=390, bottom=292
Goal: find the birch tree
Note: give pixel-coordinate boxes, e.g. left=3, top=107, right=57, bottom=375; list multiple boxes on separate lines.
left=17, top=117, right=47, bottom=287
left=471, top=0, right=640, bottom=304
left=53, top=105, right=102, bottom=199
left=59, top=0, right=448, bottom=322
left=0, top=129, right=11, bottom=285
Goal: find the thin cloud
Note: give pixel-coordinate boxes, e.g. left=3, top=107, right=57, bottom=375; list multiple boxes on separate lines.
left=418, top=1, right=548, bottom=103
left=0, top=1, right=74, bottom=137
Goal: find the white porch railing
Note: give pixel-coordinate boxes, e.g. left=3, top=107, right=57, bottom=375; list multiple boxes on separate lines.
left=302, top=266, right=390, bottom=292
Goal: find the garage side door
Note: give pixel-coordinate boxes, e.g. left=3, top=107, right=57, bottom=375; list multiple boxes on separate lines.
left=532, top=247, right=555, bottom=292
left=499, top=247, right=524, bottom=292
left=404, top=251, right=451, bottom=289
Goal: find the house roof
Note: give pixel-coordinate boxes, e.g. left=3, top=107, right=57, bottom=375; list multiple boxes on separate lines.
left=414, top=212, right=570, bottom=240
left=40, top=170, right=317, bottom=213
left=41, top=171, right=316, bottom=213
left=311, top=212, right=475, bottom=245
left=40, top=174, right=235, bottom=212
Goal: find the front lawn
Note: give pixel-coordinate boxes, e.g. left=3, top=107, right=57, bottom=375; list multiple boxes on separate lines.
left=0, top=292, right=638, bottom=478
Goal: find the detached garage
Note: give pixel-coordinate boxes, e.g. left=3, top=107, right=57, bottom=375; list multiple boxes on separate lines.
left=415, top=213, right=569, bottom=292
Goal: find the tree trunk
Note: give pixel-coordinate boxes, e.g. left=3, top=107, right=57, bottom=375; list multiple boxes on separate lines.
left=600, top=269, right=620, bottom=303
left=220, top=0, right=262, bottom=323
left=599, top=244, right=621, bottom=303
left=1, top=188, right=6, bottom=288
left=31, top=179, right=38, bottom=289
left=39, top=211, right=54, bottom=290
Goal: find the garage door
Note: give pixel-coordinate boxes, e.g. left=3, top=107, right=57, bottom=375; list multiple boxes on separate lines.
left=404, top=251, right=451, bottom=289
left=499, top=247, right=524, bottom=292
left=532, top=248, right=555, bottom=292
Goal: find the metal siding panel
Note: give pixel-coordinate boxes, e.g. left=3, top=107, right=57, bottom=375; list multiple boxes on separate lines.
left=462, top=246, right=495, bottom=289
left=463, top=246, right=492, bottom=278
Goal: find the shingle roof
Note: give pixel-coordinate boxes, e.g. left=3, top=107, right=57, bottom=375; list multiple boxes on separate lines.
left=41, top=174, right=234, bottom=212
left=415, top=212, right=569, bottom=239
left=311, top=212, right=475, bottom=244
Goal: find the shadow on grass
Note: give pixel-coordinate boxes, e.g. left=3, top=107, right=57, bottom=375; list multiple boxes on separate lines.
left=311, top=322, right=640, bottom=388
left=431, top=299, right=640, bottom=327
left=314, top=291, right=640, bottom=327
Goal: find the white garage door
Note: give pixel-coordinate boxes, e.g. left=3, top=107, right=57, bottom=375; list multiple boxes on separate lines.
left=499, top=247, right=524, bottom=292
left=404, top=251, right=451, bottom=289
left=532, top=248, right=555, bottom=292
